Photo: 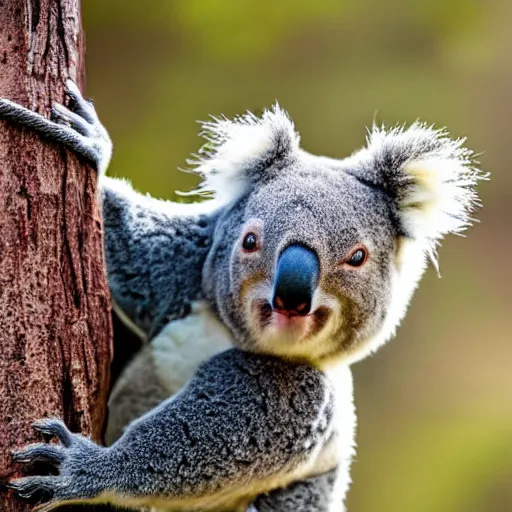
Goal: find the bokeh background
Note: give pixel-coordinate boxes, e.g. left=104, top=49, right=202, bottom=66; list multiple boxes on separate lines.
left=82, top=2, right=512, bottom=511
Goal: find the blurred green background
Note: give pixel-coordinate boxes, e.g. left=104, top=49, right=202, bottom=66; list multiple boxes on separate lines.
left=82, top=1, right=512, bottom=511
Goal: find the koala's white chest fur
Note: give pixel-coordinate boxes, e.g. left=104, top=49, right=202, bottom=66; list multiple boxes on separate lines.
left=150, top=301, right=234, bottom=396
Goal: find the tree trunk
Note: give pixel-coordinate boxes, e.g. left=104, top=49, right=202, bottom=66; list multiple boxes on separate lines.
left=0, top=2, right=113, bottom=511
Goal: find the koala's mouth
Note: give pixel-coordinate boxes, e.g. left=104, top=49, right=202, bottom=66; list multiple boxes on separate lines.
left=254, top=300, right=331, bottom=341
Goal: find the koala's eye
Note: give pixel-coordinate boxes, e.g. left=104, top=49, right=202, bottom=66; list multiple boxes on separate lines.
left=242, top=232, right=259, bottom=252
left=345, top=247, right=368, bottom=268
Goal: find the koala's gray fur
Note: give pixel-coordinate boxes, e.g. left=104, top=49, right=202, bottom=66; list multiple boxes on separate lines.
left=102, top=179, right=219, bottom=336
left=253, top=468, right=340, bottom=511
left=0, top=81, right=486, bottom=512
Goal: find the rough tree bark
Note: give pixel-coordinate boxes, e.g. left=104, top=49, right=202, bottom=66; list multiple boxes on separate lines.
left=0, top=1, right=113, bottom=511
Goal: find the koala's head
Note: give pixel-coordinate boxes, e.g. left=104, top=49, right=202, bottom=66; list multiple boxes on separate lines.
left=193, top=107, right=485, bottom=366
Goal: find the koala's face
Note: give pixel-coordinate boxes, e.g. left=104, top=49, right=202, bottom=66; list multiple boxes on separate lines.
left=198, top=107, right=483, bottom=365
left=204, top=161, right=401, bottom=364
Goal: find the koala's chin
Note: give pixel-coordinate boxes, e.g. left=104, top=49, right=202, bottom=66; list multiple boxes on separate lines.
left=246, top=290, right=344, bottom=364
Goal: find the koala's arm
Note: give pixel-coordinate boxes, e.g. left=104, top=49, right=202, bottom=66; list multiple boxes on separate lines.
left=0, top=81, right=219, bottom=335
left=100, top=177, right=218, bottom=335
left=10, top=349, right=334, bottom=512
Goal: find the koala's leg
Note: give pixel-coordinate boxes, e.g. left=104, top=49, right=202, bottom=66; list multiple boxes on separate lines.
left=11, top=350, right=334, bottom=511
left=0, top=83, right=220, bottom=335
left=252, top=467, right=345, bottom=512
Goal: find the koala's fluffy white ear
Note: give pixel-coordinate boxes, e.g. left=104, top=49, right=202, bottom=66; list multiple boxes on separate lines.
left=188, top=105, right=300, bottom=203
left=348, top=122, right=488, bottom=267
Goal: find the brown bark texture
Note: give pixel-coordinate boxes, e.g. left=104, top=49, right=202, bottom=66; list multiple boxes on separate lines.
left=0, top=1, right=113, bottom=511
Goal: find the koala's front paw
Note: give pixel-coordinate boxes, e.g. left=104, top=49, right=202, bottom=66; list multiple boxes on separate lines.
left=9, top=419, right=106, bottom=512
left=0, top=79, right=112, bottom=174
left=51, top=80, right=112, bottom=173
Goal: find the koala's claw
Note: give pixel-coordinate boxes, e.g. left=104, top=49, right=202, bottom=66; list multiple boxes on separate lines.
left=12, top=443, right=66, bottom=466
left=51, top=103, right=92, bottom=137
left=64, top=79, right=97, bottom=124
left=0, top=79, right=112, bottom=174
left=32, top=418, right=74, bottom=447
left=12, top=420, right=72, bottom=468
left=8, top=475, right=57, bottom=500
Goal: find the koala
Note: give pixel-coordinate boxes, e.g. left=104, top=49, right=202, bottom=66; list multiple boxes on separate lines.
left=0, top=81, right=485, bottom=512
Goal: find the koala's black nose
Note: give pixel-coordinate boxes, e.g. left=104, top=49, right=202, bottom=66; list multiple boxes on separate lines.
left=272, top=244, right=320, bottom=316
